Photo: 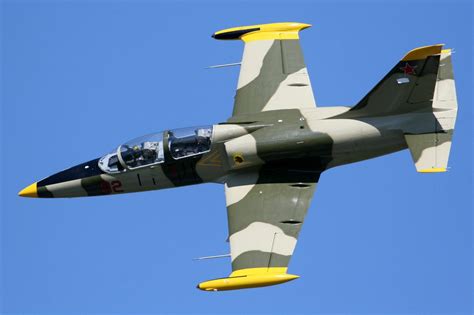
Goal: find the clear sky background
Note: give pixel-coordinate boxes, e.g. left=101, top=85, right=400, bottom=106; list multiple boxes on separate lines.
left=1, top=1, right=472, bottom=314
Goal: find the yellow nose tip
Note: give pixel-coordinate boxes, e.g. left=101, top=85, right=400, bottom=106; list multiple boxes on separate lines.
left=18, top=182, right=38, bottom=198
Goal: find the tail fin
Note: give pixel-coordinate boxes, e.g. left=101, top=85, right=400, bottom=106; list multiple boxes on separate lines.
left=404, top=49, right=458, bottom=173
left=343, top=44, right=445, bottom=118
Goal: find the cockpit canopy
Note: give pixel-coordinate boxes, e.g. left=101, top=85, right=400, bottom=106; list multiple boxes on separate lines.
left=120, top=133, right=165, bottom=169
left=168, top=126, right=212, bottom=159
left=98, top=126, right=213, bottom=173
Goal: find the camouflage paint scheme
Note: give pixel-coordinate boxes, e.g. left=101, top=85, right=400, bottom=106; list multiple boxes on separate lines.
left=19, top=22, right=458, bottom=291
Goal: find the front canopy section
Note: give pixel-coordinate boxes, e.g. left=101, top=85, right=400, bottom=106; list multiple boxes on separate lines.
left=98, top=132, right=165, bottom=173
left=120, top=133, right=165, bottom=169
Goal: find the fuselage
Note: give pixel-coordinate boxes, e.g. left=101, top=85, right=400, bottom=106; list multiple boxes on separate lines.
left=19, top=106, right=408, bottom=198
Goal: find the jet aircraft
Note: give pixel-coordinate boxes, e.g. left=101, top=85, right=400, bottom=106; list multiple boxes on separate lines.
left=19, top=22, right=458, bottom=291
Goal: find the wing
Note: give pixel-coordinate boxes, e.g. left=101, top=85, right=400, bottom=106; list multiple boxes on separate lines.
left=212, top=22, right=317, bottom=117
left=198, top=167, right=319, bottom=291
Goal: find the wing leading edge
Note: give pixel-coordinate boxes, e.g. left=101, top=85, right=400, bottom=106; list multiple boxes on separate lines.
left=212, top=22, right=317, bottom=117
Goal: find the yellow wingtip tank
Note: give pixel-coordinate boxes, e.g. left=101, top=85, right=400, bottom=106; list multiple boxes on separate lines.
left=197, top=267, right=299, bottom=291
left=212, top=22, right=311, bottom=42
left=402, top=44, right=444, bottom=61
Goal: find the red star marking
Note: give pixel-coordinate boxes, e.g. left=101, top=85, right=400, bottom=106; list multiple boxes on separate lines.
left=400, top=62, right=416, bottom=75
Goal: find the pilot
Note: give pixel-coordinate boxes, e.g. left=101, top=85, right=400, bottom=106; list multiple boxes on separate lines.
left=120, top=145, right=142, bottom=167
left=132, top=145, right=143, bottom=160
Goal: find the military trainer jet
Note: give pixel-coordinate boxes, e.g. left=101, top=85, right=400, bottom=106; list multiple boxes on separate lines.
left=19, top=22, right=457, bottom=291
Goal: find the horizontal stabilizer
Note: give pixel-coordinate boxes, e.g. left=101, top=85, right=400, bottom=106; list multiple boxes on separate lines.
left=405, top=133, right=453, bottom=173
left=404, top=48, right=457, bottom=173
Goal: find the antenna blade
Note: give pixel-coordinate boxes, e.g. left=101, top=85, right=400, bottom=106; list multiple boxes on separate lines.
left=206, top=62, right=241, bottom=69
left=193, top=254, right=231, bottom=261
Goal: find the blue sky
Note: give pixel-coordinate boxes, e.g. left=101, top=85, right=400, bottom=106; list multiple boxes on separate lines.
left=1, top=1, right=472, bottom=314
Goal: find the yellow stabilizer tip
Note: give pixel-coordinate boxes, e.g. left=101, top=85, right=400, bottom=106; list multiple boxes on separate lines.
left=402, top=44, right=444, bottom=61
left=418, top=167, right=447, bottom=173
left=197, top=267, right=299, bottom=291
left=18, top=182, right=38, bottom=198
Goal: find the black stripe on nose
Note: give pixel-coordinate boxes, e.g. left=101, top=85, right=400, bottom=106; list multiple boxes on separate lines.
left=38, top=158, right=104, bottom=187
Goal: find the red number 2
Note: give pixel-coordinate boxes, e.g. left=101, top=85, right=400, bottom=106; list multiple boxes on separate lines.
left=111, top=180, right=123, bottom=193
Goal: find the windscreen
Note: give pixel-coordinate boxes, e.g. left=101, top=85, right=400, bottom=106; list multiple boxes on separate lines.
left=98, top=150, right=124, bottom=173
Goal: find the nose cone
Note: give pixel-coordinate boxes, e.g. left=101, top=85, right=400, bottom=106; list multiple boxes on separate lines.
left=18, top=182, right=38, bottom=198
